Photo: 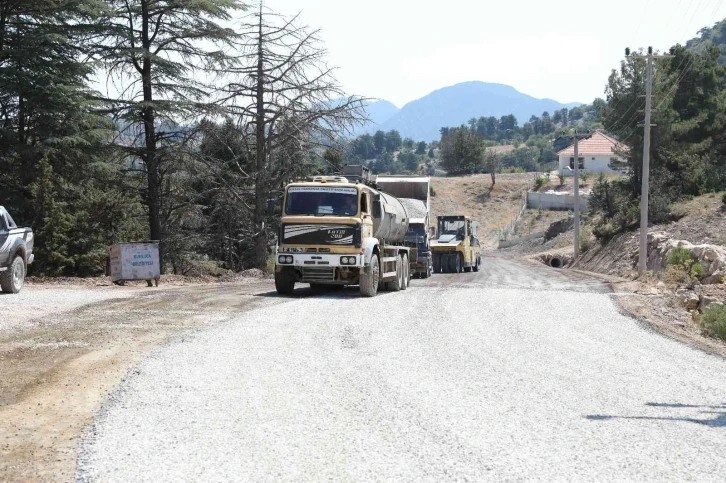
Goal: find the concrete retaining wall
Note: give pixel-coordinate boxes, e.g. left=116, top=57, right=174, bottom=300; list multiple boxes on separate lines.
left=527, top=192, right=590, bottom=210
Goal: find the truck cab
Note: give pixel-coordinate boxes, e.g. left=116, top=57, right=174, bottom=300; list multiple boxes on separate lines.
left=404, top=224, right=433, bottom=278
left=274, top=166, right=415, bottom=297
left=0, top=206, right=34, bottom=293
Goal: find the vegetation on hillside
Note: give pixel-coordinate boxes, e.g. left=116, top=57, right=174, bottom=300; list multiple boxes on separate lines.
left=590, top=41, right=726, bottom=241
left=437, top=103, right=603, bottom=175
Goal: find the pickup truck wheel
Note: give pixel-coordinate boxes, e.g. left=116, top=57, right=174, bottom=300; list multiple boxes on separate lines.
left=1, top=256, right=25, bottom=294
left=473, top=257, right=480, bottom=272
left=275, top=270, right=295, bottom=295
left=359, top=254, right=379, bottom=297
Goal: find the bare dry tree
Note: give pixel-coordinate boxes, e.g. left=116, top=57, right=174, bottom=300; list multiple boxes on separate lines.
left=220, top=1, right=368, bottom=268
left=484, top=150, right=499, bottom=186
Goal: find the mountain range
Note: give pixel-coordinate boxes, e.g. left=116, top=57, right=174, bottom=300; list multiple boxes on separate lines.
left=356, top=81, right=581, bottom=141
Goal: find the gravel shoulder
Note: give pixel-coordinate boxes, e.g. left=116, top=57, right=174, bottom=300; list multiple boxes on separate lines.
left=0, top=279, right=280, bottom=482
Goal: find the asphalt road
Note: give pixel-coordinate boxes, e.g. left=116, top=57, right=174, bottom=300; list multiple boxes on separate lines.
left=77, top=257, right=726, bottom=482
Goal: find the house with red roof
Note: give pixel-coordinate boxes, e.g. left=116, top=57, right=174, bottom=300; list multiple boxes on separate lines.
left=556, top=131, right=629, bottom=175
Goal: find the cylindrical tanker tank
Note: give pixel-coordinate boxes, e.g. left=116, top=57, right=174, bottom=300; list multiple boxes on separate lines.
left=371, top=189, right=409, bottom=242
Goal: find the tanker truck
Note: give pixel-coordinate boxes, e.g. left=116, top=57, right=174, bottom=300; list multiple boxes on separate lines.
left=274, top=165, right=416, bottom=297
left=374, top=175, right=433, bottom=278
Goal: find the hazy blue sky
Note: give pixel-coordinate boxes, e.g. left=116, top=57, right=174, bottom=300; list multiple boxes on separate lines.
left=269, top=0, right=726, bottom=107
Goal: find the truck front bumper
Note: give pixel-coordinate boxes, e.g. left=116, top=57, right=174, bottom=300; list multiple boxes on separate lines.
left=275, top=251, right=363, bottom=269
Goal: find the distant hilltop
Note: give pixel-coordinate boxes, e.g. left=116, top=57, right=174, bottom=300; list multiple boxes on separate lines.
left=355, top=81, right=581, bottom=141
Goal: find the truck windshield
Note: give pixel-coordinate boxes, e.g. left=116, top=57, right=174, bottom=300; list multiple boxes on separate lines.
left=405, top=225, right=426, bottom=244
left=285, top=187, right=359, bottom=216
left=438, top=219, right=465, bottom=239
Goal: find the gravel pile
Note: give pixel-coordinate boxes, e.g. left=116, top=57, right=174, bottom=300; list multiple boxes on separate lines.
left=400, top=198, right=427, bottom=220
left=77, top=263, right=726, bottom=482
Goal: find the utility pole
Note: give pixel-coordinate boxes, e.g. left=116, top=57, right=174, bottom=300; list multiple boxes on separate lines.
left=639, top=47, right=653, bottom=273
left=626, top=46, right=673, bottom=273
left=556, top=130, right=592, bottom=260
left=573, top=135, right=580, bottom=259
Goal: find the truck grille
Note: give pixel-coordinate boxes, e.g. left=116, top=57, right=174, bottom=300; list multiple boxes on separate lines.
left=302, top=267, right=335, bottom=282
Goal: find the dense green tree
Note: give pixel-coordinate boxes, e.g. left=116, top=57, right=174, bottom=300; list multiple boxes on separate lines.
left=498, top=114, right=518, bottom=136
left=373, top=130, right=386, bottom=154
left=385, top=129, right=402, bottom=152
left=0, top=0, right=145, bottom=275
left=439, top=127, right=482, bottom=175
left=398, top=150, right=419, bottom=172
left=416, top=141, right=427, bottom=155
left=402, top=137, right=414, bottom=149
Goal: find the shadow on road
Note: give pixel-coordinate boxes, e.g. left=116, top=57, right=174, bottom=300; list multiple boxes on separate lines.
left=253, top=286, right=397, bottom=300
left=586, top=402, right=726, bottom=428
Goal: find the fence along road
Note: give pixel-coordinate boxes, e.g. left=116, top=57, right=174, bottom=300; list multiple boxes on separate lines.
left=77, top=257, right=726, bottom=482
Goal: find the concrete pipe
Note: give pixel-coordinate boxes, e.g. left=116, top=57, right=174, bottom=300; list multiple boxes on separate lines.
left=549, top=257, right=564, bottom=269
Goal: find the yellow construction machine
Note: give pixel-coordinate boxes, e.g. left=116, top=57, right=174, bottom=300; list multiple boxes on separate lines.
left=430, top=215, right=481, bottom=273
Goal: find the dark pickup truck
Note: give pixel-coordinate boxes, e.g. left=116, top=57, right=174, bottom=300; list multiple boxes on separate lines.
left=0, top=206, right=34, bottom=293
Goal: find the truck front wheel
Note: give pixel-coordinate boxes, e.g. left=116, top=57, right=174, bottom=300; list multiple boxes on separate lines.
left=0, top=255, right=25, bottom=294
left=275, top=269, right=296, bottom=295
left=360, top=254, right=380, bottom=297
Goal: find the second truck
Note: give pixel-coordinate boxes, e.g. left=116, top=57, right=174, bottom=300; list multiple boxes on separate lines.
left=274, top=165, right=429, bottom=297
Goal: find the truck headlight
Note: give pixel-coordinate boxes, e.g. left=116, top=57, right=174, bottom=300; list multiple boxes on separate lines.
left=278, top=255, right=294, bottom=264
left=340, top=256, right=356, bottom=265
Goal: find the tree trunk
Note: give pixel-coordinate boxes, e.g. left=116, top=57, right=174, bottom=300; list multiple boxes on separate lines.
left=252, top=10, right=268, bottom=270
left=140, top=1, right=163, bottom=261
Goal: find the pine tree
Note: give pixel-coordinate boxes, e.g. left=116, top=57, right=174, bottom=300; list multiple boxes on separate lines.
left=93, top=0, right=245, bottom=265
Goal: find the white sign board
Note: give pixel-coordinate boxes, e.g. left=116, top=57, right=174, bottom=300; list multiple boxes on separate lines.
left=109, top=242, right=160, bottom=282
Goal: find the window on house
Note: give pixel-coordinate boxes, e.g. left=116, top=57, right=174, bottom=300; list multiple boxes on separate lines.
left=569, top=157, right=585, bottom=170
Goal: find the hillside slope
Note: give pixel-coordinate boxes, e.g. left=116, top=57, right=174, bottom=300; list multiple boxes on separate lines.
left=430, top=173, right=532, bottom=247
left=351, top=99, right=400, bottom=135
left=379, top=82, right=580, bottom=141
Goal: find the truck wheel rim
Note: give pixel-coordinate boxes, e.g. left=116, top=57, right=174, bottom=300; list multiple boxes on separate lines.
left=13, top=262, right=23, bottom=289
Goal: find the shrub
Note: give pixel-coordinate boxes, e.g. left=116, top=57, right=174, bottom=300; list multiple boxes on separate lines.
left=558, top=173, right=565, bottom=186
left=534, top=175, right=547, bottom=190
left=721, top=192, right=726, bottom=209
left=667, top=247, right=693, bottom=267
left=691, top=262, right=703, bottom=280
left=430, top=185, right=436, bottom=197
left=580, top=171, right=590, bottom=184
left=592, top=221, right=617, bottom=242
left=665, top=247, right=701, bottom=285
left=580, top=226, right=593, bottom=252
left=700, top=305, right=726, bottom=341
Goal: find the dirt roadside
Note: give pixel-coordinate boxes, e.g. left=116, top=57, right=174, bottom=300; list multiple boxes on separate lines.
left=0, top=280, right=285, bottom=482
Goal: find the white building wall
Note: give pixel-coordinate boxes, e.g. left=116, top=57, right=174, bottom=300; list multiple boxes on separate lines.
left=558, top=155, right=627, bottom=175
